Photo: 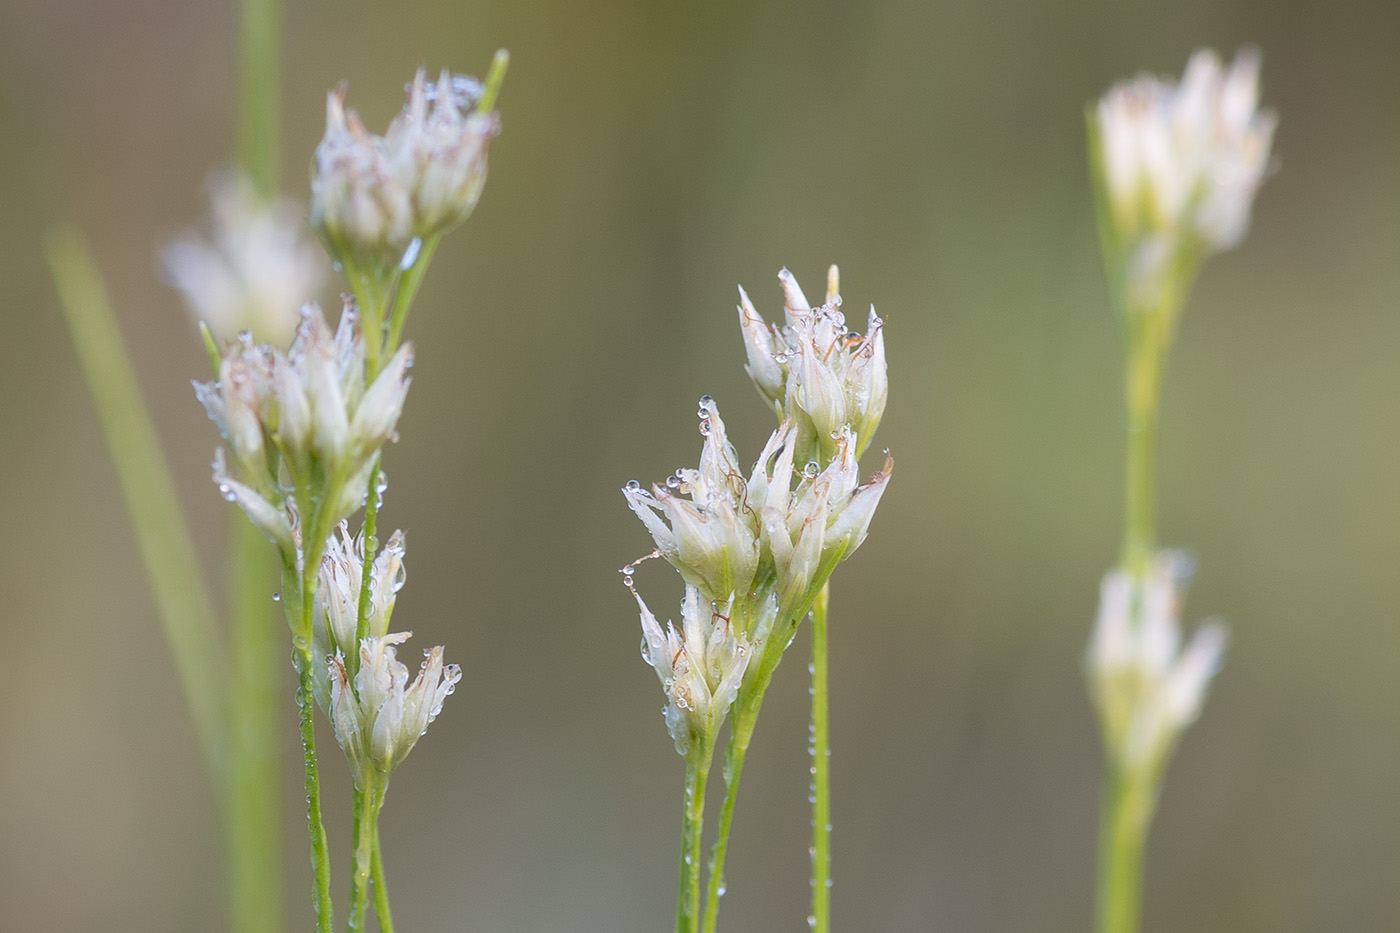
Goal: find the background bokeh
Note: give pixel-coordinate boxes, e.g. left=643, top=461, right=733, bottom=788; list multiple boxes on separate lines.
left=2, top=0, right=1398, bottom=929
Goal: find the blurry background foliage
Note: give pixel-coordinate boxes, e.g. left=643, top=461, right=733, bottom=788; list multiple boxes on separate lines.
left=1, top=0, right=1398, bottom=929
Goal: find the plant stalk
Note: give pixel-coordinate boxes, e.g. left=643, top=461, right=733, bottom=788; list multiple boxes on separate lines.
left=809, top=583, right=832, bottom=933
left=290, top=561, right=334, bottom=933
left=1094, top=764, right=1155, bottom=933
left=372, top=823, right=395, bottom=933
left=677, top=755, right=711, bottom=933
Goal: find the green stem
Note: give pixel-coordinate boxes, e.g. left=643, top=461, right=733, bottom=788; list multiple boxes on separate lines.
left=476, top=50, right=510, bottom=114
left=383, top=235, right=440, bottom=365
left=291, top=562, right=333, bottom=933
left=678, top=756, right=711, bottom=933
left=238, top=0, right=280, bottom=197
left=45, top=228, right=227, bottom=778
left=1094, top=765, right=1155, bottom=933
left=371, top=822, right=395, bottom=933
left=352, top=460, right=381, bottom=673
left=809, top=583, right=832, bottom=933
left=347, top=777, right=383, bottom=933
left=228, top=520, right=284, bottom=933
left=1120, top=308, right=1170, bottom=579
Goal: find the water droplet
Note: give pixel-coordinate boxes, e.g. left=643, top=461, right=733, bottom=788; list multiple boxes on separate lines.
left=399, top=237, right=423, bottom=270
left=698, top=394, right=713, bottom=407
left=666, top=475, right=681, bottom=489
left=717, top=883, right=727, bottom=896
left=698, top=421, right=711, bottom=437
left=808, top=915, right=817, bottom=928
left=272, top=592, right=281, bottom=602
left=802, top=460, right=820, bottom=479
left=624, top=479, right=642, bottom=491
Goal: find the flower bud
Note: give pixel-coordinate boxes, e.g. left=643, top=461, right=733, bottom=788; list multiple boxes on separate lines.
left=632, top=584, right=756, bottom=758
left=1090, top=48, right=1276, bottom=311
left=311, top=522, right=407, bottom=712
left=736, top=267, right=887, bottom=464
left=196, top=303, right=413, bottom=550
left=1086, top=552, right=1228, bottom=776
left=163, top=171, right=325, bottom=347
left=622, top=398, right=761, bottom=605
left=328, top=631, right=460, bottom=787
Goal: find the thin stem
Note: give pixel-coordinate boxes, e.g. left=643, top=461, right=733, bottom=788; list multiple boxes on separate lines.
left=1120, top=306, right=1171, bottom=579
left=347, top=777, right=382, bottom=933
left=383, top=235, right=440, bottom=364
left=238, top=0, right=280, bottom=197
left=292, top=561, right=334, bottom=933
left=371, top=822, right=395, bottom=933
left=1094, top=765, right=1155, bottom=933
left=46, top=228, right=227, bottom=778
left=677, top=757, right=710, bottom=933
left=476, top=50, right=510, bottom=114
left=352, top=460, right=381, bottom=673
left=228, top=520, right=284, bottom=933
left=809, top=583, right=832, bottom=933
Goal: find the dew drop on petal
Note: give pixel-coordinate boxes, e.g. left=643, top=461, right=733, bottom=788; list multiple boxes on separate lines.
left=624, top=479, right=642, bottom=491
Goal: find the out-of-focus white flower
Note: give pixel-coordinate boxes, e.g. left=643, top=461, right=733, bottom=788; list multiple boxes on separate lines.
left=750, top=423, right=893, bottom=618
left=163, top=172, right=325, bottom=347
left=311, top=522, right=407, bottom=712
left=196, top=303, right=413, bottom=554
left=1090, top=48, right=1276, bottom=308
left=737, top=266, right=887, bottom=463
left=623, top=398, right=762, bottom=606
left=632, top=584, right=761, bottom=757
left=1086, top=551, right=1228, bottom=775
left=328, top=631, right=460, bottom=786
left=311, top=66, right=499, bottom=268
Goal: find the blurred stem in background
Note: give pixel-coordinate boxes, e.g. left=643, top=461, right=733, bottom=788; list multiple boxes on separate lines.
left=230, top=0, right=286, bottom=930
left=45, top=231, right=227, bottom=783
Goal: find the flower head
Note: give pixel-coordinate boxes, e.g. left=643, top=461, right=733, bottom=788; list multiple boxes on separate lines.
left=163, top=172, right=325, bottom=347
left=311, top=63, right=500, bottom=270
left=197, top=303, right=412, bottom=556
left=1086, top=551, right=1228, bottom=775
left=750, top=422, right=893, bottom=619
left=632, top=583, right=762, bottom=758
left=622, top=398, right=761, bottom=606
left=311, top=522, right=407, bottom=712
left=737, top=266, right=887, bottom=464
left=1090, top=48, right=1276, bottom=309
left=328, top=631, right=461, bottom=786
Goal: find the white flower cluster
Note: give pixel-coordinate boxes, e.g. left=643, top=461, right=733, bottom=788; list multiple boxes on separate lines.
left=632, top=585, right=769, bottom=756
left=738, top=267, right=887, bottom=464
left=1091, top=49, right=1277, bottom=308
left=196, top=304, right=412, bottom=555
left=623, top=397, right=891, bottom=753
left=328, top=631, right=461, bottom=787
left=1086, top=552, right=1228, bottom=775
left=311, top=68, right=499, bottom=267
left=163, top=172, right=325, bottom=347
left=311, top=522, right=407, bottom=711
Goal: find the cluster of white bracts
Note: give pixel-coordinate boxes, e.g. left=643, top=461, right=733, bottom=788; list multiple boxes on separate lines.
left=311, top=68, right=498, bottom=265
left=1086, top=552, right=1228, bottom=776
left=624, top=268, right=892, bottom=757
left=1091, top=49, right=1276, bottom=309
left=196, top=305, right=413, bottom=555
left=163, top=172, right=325, bottom=347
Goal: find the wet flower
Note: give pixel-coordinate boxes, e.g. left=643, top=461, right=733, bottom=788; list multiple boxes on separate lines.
left=622, top=398, right=761, bottom=606
left=1090, top=48, right=1277, bottom=309
left=632, top=584, right=760, bottom=758
left=163, top=172, right=325, bottom=347
left=328, top=631, right=461, bottom=786
left=750, top=423, right=893, bottom=619
left=311, top=65, right=500, bottom=270
left=197, top=303, right=413, bottom=554
left=1086, top=552, right=1228, bottom=775
left=311, top=522, right=407, bottom=712
left=737, top=266, right=887, bottom=464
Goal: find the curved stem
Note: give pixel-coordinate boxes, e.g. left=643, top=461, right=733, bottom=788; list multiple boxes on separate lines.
left=384, top=235, right=439, bottom=361
left=809, top=583, right=832, bottom=933
left=677, top=758, right=710, bottom=933
left=371, top=822, right=395, bottom=933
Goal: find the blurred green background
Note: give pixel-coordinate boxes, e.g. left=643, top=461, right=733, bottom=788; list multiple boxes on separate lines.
left=2, top=0, right=1398, bottom=929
